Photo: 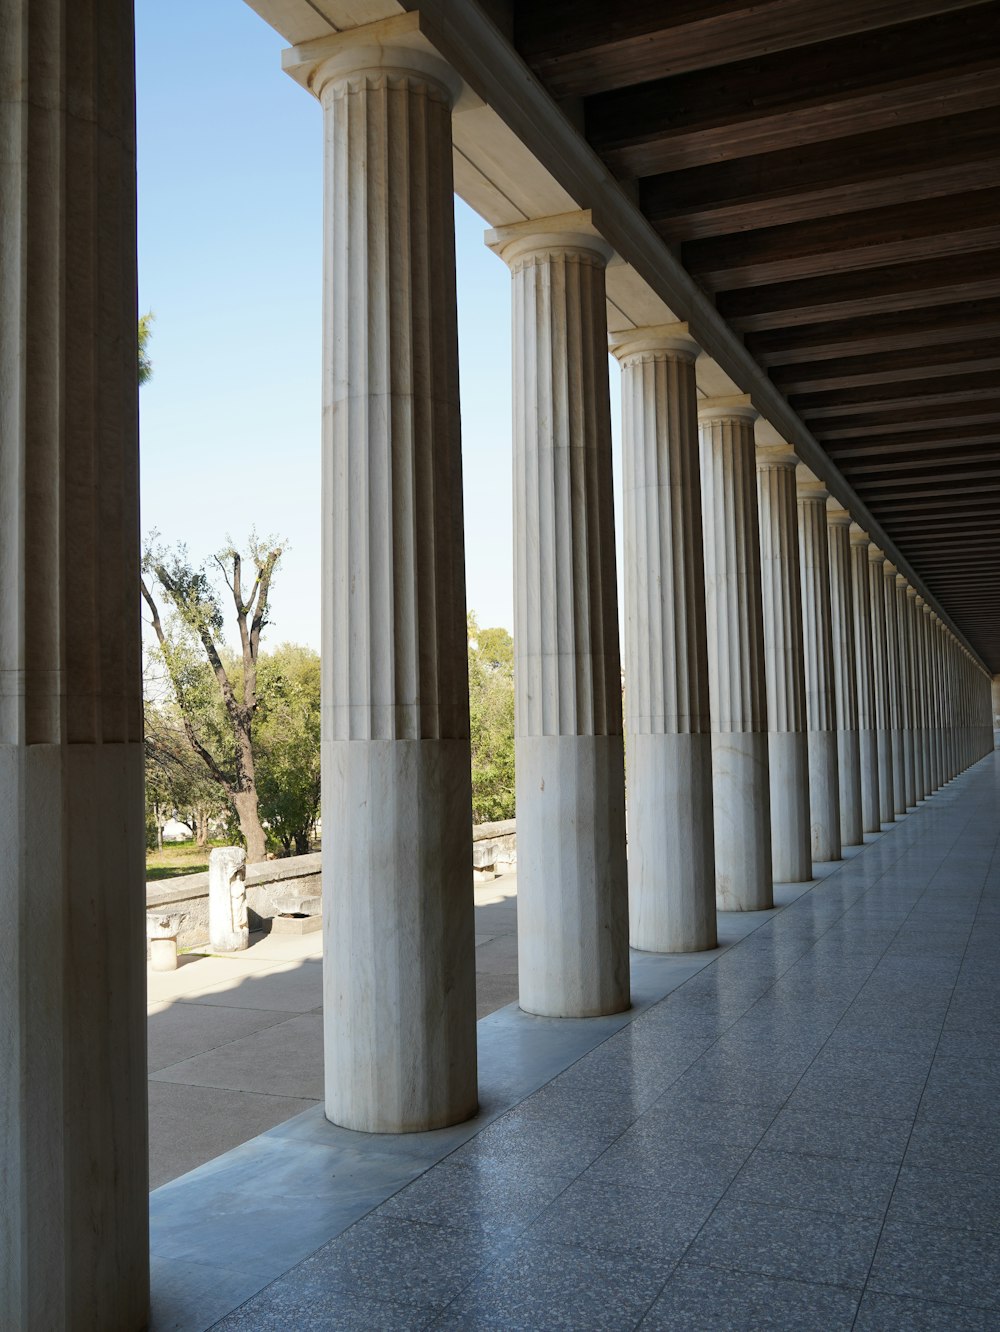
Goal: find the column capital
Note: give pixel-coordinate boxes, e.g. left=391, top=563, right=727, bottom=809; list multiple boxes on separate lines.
left=697, top=392, right=757, bottom=424
left=850, top=522, right=871, bottom=547
left=795, top=462, right=829, bottom=501
left=608, top=322, right=700, bottom=364
left=905, top=583, right=919, bottom=600
left=755, top=440, right=798, bottom=468
left=868, top=543, right=887, bottom=565
left=485, top=210, right=614, bottom=269
left=883, top=559, right=898, bottom=578
left=826, top=499, right=852, bottom=527
left=283, top=12, right=463, bottom=106
left=896, top=572, right=909, bottom=590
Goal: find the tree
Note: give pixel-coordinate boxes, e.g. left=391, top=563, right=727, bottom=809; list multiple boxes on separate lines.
left=255, top=644, right=322, bottom=855
left=468, top=613, right=516, bottom=823
left=141, top=535, right=284, bottom=863
left=138, top=311, right=154, bottom=385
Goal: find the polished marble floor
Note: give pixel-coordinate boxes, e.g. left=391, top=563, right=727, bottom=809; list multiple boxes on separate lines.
left=152, top=751, right=1000, bottom=1331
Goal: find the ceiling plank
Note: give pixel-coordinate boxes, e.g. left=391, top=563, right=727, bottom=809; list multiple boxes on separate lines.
left=771, top=342, right=1000, bottom=392
left=745, top=300, right=1000, bottom=364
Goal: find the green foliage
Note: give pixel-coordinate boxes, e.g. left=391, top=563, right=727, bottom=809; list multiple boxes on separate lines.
left=138, top=311, right=154, bottom=385
left=255, top=644, right=322, bottom=854
left=468, top=612, right=516, bottom=823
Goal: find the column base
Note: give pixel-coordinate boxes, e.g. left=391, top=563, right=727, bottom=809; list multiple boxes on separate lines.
left=768, top=731, right=813, bottom=883
left=627, top=732, right=717, bottom=953
left=323, top=738, right=478, bottom=1133
left=712, top=731, right=773, bottom=911
left=516, top=734, right=629, bottom=1017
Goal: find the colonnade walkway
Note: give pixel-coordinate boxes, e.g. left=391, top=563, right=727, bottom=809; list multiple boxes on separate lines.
left=153, top=752, right=1000, bottom=1331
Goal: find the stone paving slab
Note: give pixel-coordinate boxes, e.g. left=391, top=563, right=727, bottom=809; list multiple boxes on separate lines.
left=149, top=754, right=1000, bottom=1331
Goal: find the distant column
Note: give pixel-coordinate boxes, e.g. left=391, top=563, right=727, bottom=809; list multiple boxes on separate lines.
left=612, top=325, right=717, bottom=953
left=883, top=561, right=908, bottom=814
left=868, top=545, right=895, bottom=825
left=490, top=212, right=629, bottom=1015
left=896, top=575, right=917, bottom=809
left=916, top=598, right=935, bottom=793
left=699, top=399, right=773, bottom=911
left=292, top=31, right=478, bottom=1131
left=850, top=525, right=881, bottom=834
left=797, top=469, right=841, bottom=861
left=906, top=587, right=927, bottom=800
left=756, top=442, right=812, bottom=883
left=827, top=504, right=863, bottom=846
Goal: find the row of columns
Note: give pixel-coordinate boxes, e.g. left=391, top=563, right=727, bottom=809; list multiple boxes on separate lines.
left=4, top=16, right=996, bottom=1321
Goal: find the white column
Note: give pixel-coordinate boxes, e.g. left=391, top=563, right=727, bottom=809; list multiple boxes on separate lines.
left=1, top=2, right=149, bottom=1324
left=850, top=526, right=881, bottom=833
left=883, top=561, right=908, bottom=814
left=916, top=600, right=935, bottom=792
left=992, top=673, right=1000, bottom=748
left=896, top=576, right=917, bottom=808
left=699, top=399, right=773, bottom=911
left=611, top=326, right=716, bottom=953
left=797, top=469, right=841, bottom=861
left=868, top=545, right=895, bottom=825
left=906, top=587, right=927, bottom=801
left=756, top=443, right=812, bottom=883
left=291, top=31, right=478, bottom=1131
left=489, top=212, right=629, bottom=1015
left=827, top=505, right=863, bottom=846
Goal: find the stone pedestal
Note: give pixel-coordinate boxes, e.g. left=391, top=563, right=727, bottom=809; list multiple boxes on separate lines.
left=209, top=847, right=250, bottom=952
left=868, top=546, right=895, bottom=824
left=851, top=527, right=882, bottom=833
left=827, top=506, right=863, bottom=847
left=289, top=29, right=478, bottom=1131
left=797, top=470, right=841, bottom=861
left=490, top=212, right=629, bottom=1015
left=612, top=326, right=716, bottom=953
left=699, top=401, right=773, bottom=911
left=756, top=443, right=812, bottom=883
left=0, top=3, right=149, bottom=1323
left=882, top=561, right=908, bottom=816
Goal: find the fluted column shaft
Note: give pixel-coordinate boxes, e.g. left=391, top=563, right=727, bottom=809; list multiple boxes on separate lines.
left=307, top=38, right=477, bottom=1131
left=920, top=603, right=940, bottom=791
left=850, top=528, right=881, bottom=832
left=827, top=508, right=863, bottom=846
left=868, top=547, right=895, bottom=824
left=1, top=3, right=149, bottom=1325
left=492, top=215, right=628, bottom=1015
left=613, top=329, right=716, bottom=952
left=883, top=563, right=908, bottom=813
left=756, top=446, right=812, bottom=883
left=797, top=474, right=841, bottom=861
left=906, top=587, right=927, bottom=800
left=699, top=403, right=773, bottom=910
left=896, top=577, right=917, bottom=808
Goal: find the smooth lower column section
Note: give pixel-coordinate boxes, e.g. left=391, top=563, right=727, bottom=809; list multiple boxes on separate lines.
left=756, top=444, right=812, bottom=883
left=612, top=326, right=716, bottom=953
left=827, top=505, right=863, bottom=846
left=851, top=526, right=882, bottom=833
left=1, top=3, right=149, bottom=1325
left=300, top=34, right=478, bottom=1131
left=868, top=546, right=895, bottom=824
left=896, top=575, right=917, bottom=809
left=491, top=212, right=628, bottom=1016
left=797, top=469, right=841, bottom=862
left=700, top=400, right=773, bottom=911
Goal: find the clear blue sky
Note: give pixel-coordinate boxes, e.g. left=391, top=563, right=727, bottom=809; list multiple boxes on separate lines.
left=136, top=0, right=622, bottom=651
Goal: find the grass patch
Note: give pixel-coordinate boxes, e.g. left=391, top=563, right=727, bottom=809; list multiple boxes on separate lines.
left=146, top=838, right=227, bottom=882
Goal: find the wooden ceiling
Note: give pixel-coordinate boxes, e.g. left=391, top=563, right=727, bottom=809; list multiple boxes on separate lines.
left=513, top=0, right=1000, bottom=671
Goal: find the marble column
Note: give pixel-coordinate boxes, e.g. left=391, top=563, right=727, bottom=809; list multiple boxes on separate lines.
left=850, top=526, right=881, bottom=833
left=490, top=212, right=629, bottom=1015
left=1, top=1, right=149, bottom=1325
left=756, top=443, right=812, bottom=883
left=882, top=561, right=908, bottom=814
left=293, top=32, right=478, bottom=1130
left=699, top=399, right=773, bottom=911
left=868, top=545, right=895, bottom=825
left=611, top=326, right=717, bottom=953
left=797, top=469, right=841, bottom=861
left=992, top=672, right=1000, bottom=748
left=916, top=600, right=935, bottom=793
left=896, top=577, right=918, bottom=808
left=827, top=505, right=864, bottom=847
left=906, top=587, right=927, bottom=801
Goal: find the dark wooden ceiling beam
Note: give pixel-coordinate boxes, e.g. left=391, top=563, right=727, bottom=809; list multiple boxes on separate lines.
left=828, top=430, right=1000, bottom=460
left=683, top=190, right=1000, bottom=290
left=719, top=248, right=1000, bottom=330
left=745, top=301, right=1000, bottom=364
left=585, top=8, right=1000, bottom=175
left=793, top=370, right=1000, bottom=418
left=813, top=401, right=1000, bottom=438
left=840, top=447, right=1000, bottom=477
left=771, top=342, right=1000, bottom=393
left=516, top=0, right=989, bottom=98
left=640, top=108, right=1000, bottom=240
left=854, top=467, right=1000, bottom=492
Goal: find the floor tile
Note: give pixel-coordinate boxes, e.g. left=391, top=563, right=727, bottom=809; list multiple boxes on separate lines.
left=639, top=1262, right=859, bottom=1331
left=869, top=1219, right=1000, bottom=1309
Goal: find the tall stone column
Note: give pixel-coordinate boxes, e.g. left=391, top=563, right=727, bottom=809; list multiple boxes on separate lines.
left=699, top=399, right=773, bottom=910
left=756, top=443, right=812, bottom=883
left=883, top=561, right=908, bottom=814
left=896, top=576, right=918, bottom=808
left=611, top=326, right=716, bottom=953
left=797, top=469, right=841, bottom=861
left=289, top=30, right=478, bottom=1130
left=827, top=505, right=863, bottom=846
left=992, top=672, right=1000, bottom=749
left=1, top=2, right=149, bottom=1326
left=868, top=545, right=895, bottom=825
left=490, top=213, right=628, bottom=1015
left=929, top=613, right=946, bottom=782
left=850, top=526, right=881, bottom=833
left=906, top=587, right=927, bottom=800
left=916, top=600, right=935, bottom=793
